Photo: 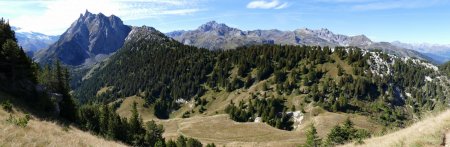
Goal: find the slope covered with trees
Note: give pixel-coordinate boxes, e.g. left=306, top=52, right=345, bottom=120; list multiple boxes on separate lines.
left=0, top=18, right=44, bottom=108
left=75, top=25, right=450, bottom=131
left=441, top=61, right=450, bottom=77
left=0, top=18, right=78, bottom=119
left=1, top=20, right=207, bottom=147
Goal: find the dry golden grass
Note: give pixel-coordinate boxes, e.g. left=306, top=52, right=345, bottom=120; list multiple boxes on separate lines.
left=96, top=86, right=114, bottom=96
left=310, top=111, right=382, bottom=137
left=114, top=95, right=380, bottom=147
left=342, top=110, right=450, bottom=147
left=159, top=114, right=305, bottom=147
left=0, top=108, right=125, bottom=147
left=156, top=110, right=380, bottom=147
left=110, top=77, right=382, bottom=147
left=115, top=95, right=156, bottom=122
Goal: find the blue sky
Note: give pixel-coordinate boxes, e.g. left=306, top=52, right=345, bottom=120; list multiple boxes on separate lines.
left=1, top=0, right=450, bottom=44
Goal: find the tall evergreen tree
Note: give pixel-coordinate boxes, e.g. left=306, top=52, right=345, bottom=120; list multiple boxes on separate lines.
left=304, top=124, right=321, bottom=147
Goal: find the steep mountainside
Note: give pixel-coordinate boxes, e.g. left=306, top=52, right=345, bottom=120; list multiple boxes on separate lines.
left=167, top=21, right=431, bottom=62
left=74, top=25, right=211, bottom=103
left=12, top=27, right=59, bottom=56
left=34, top=10, right=131, bottom=66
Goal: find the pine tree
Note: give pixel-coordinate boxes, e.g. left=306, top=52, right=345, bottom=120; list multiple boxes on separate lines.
left=144, top=120, right=165, bottom=146
left=176, top=135, right=187, bottom=147
left=304, top=124, right=321, bottom=147
left=0, top=18, right=16, bottom=45
left=55, top=60, right=77, bottom=121
left=129, top=102, right=144, bottom=145
left=186, top=138, right=203, bottom=147
left=154, top=140, right=165, bottom=147
left=166, top=140, right=177, bottom=147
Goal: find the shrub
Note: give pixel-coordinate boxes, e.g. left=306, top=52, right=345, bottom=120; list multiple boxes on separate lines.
left=182, top=111, right=191, bottom=118
left=1, top=100, right=13, bottom=112
left=325, top=118, right=371, bottom=145
left=6, top=114, right=30, bottom=127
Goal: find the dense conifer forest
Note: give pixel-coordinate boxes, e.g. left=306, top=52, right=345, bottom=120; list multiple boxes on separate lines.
left=74, top=28, right=450, bottom=130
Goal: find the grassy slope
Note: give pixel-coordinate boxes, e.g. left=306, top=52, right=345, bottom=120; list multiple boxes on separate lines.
left=162, top=112, right=381, bottom=147
left=111, top=55, right=385, bottom=146
left=115, top=95, right=156, bottom=122
left=343, top=110, right=450, bottom=147
left=116, top=96, right=381, bottom=147
left=0, top=93, right=125, bottom=147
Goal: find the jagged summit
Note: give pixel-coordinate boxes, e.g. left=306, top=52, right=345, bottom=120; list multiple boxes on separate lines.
left=198, top=21, right=232, bottom=32
left=34, top=11, right=131, bottom=66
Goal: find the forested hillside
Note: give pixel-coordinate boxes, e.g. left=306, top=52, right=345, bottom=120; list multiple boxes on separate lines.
left=1, top=19, right=209, bottom=147
left=441, top=61, right=450, bottom=77
left=75, top=25, right=450, bottom=132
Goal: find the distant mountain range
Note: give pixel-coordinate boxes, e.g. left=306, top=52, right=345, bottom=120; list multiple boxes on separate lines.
left=33, top=10, right=131, bottom=66
left=166, top=21, right=434, bottom=63
left=29, top=12, right=446, bottom=67
left=391, top=41, right=450, bottom=64
left=11, top=27, right=59, bottom=56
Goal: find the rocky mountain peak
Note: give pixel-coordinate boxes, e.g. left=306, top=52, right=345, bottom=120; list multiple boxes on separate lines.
left=84, top=9, right=93, bottom=16
left=198, top=21, right=234, bottom=32
left=351, top=35, right=371, bottom=42
left=34, top=11, right=131, bottom=66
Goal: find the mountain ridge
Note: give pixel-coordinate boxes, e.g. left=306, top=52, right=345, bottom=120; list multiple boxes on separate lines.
left=167, top=21, right=433, bottom=63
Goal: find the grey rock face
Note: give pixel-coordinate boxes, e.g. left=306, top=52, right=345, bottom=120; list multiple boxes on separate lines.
left=34, top=10, right=131, bottom=66
left=125, top=26, right=167, bottom=43
left=167, top=21, right=430, bottom=62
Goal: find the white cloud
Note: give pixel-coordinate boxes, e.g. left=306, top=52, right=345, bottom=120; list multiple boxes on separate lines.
left=7, top=0, right=204, bottom=35
left=247, top=0, right=289, bottom=9
left=275, top=3, right=289, bottom=9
